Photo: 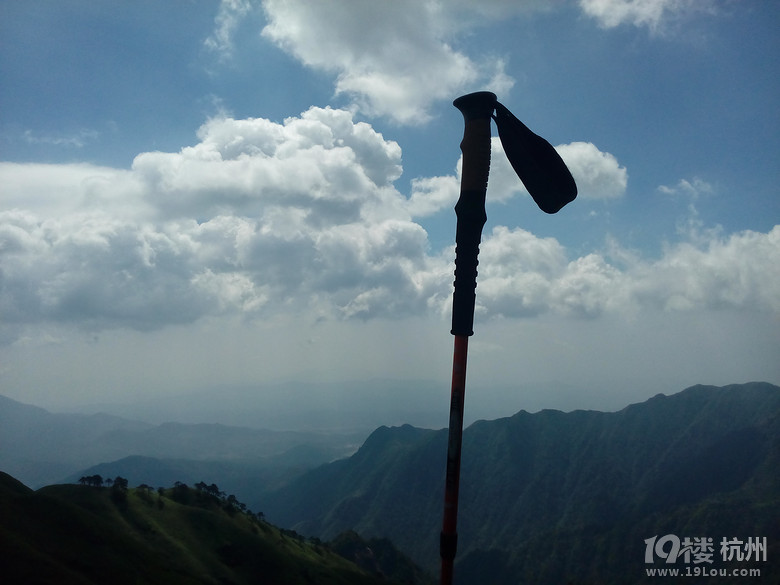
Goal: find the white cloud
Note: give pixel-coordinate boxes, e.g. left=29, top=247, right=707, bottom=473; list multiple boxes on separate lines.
left=259, top=0, right=516, bottom=124
left=0, top=162, right=149, bottom=223
left=192, top=269, right=269, bottom=312
left=23, top=129, right=99, bottom=148
left=579, top=0, right=718, bottom=32
left=658, top=177, right=713, bottom=199
left=556, top=142, right=627, bottom=200
left=204, top=0, right=253, bottom=59
left=1, top=108, right=777, bottom=346
left=629, top=226, right=780, bottom=314
left=468, top=224, right=780, bottom=321
left=0, top=107, right=446, bottom=336
left=475, top=226, right=569, bottom=318
left=407, top=175, right=460, bottom=218
left=131, top=107, right=404, bottom=222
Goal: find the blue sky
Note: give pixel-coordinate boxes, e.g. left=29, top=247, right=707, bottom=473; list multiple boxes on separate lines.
left=1, top=1, right=778, bottom=423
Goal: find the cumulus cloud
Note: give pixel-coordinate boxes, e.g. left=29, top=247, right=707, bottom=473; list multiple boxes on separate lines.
left=0, top=209, right=209, bottom=330
left=579, top=0, right=718, bottom=32
left=629, top=227, right=780, bottom=313
left=407, top=175, right=460, bottom=218
left=132, top=107, right=404, bottom=221
left=0, top=107, right=448, bottom=337
left=259, top=0, right=517, bottom=124
left=460, top=226, right=628, bottom=320
left=556, top=142, right=628, bottom=200
left=1, top=107, right=778, bottom=345
left=469, top=224, right=780, bottom=320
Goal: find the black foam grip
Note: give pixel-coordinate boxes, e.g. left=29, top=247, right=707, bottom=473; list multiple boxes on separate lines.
left=450, top=92, right=494, bottom=336
left=451, top=189, right=486, bottom=336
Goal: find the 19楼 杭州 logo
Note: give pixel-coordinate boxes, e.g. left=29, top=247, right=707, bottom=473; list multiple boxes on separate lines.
left=644, top=535, right=766, bottom=578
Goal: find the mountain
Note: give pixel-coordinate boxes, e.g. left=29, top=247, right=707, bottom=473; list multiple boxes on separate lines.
left=0, top=394, right=152, bottom=487
left=0, top=394, right=363, bottom=488
left=258, top=382, right=780, bottom=584
left=71, top=379, right=620, bottom=433
left=0, top=471, right=431, bottom=585
left=73, top=379, right=455, bottom=431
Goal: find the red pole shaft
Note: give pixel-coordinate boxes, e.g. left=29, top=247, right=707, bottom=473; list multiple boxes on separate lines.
left=440, top=334, right=469, bottom=585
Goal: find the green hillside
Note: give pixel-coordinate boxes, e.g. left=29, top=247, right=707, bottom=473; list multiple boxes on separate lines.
left=0, top=471, right=430, bottom=585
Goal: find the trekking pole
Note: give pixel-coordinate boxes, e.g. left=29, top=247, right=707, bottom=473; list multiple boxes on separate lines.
left=439, top=91, right=577, bottom=585
left=440, top=91, right=495, bottom=585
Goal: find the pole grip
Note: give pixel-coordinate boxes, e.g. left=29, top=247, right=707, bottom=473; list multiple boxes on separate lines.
left=451, top=92, right=496, bottom=336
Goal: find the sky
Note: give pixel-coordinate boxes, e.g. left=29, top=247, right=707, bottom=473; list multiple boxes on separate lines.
left=1, top=0, right=778, bottom=423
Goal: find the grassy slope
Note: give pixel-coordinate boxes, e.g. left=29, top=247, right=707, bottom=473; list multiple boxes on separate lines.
left=0, top=472, right=395, bottom=585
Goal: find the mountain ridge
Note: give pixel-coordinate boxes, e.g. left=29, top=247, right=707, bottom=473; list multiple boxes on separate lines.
left=0, top=394, right=363, bottom=489
left=258, top=382, right=780, bottom=584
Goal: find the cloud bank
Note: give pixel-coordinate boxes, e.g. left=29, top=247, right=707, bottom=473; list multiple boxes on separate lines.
left=474, top=224, right=780, bottom=320
left=2, top=107, right=778, bottom=345
left=1, top=108, right=437, bottom=338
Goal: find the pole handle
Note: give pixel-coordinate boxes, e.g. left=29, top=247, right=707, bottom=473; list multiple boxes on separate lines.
left=451, top=92, right=496, bottom=336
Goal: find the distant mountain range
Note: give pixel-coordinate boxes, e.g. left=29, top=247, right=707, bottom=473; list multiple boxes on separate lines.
left=52, top=378, right=608, bottom=432
left=66, top=379, right=458, bottom=431
left=0, top=394, right=363, bottom=489
left=257, top=382, right=780, bottom=584
left=0, top=471, right=431, bottom=584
